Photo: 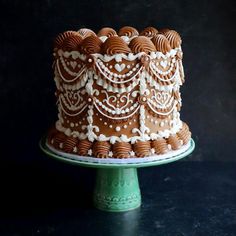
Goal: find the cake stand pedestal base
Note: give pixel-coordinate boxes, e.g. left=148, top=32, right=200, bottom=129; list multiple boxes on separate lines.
left=94, top=168, right=141, bottom=212
left=40, top=138, right=195, bottom=212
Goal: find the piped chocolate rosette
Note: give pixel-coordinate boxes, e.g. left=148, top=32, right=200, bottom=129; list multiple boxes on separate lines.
left=48, top=26, right=191, bottom=159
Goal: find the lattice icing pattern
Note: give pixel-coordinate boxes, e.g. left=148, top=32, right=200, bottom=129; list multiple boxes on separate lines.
left=49, top=26, right=191, bottom=158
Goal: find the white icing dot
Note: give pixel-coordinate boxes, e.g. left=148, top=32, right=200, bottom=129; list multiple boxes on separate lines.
left=88, top=58, right=92, bottom=63
left=154, top=120, right=158, bottom=124
left=70, top=122, right=74, bottom=127
left=109, top=125, right=113, bottom=128
left=99, top=118, right=102, bottom=121
left=116, top=126, right=121, bottom=132
left=109, top=65, right=113, bottom=69
left=123, top=125, right=127, bottom=129
left=75, top=123, right=78, bottom=127
left=127, top=64, right=131, bottom=69
left=160, top=121, right=165, bottom=127
left=150, top=118, right=154, bottom=122
left=79, top=121, right=82, bottom=125
left=104, top=122, right=107, bottom=125
left=134, top=119, right=136, bottom=122
left=129, top=121, right=132, bottom=125
left=67, top=120, right=69, bottom=124
left=147, top=115, right=150, bottom=119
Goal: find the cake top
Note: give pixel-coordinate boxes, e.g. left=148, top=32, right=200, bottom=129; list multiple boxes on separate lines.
left=53, top=26, right=182, bottom=55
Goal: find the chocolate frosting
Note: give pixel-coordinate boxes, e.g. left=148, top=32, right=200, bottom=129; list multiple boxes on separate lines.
left=133, top=141, right=151, bottom=157
left=77, top=28, right=96, bottom=39
left=167, top=134, right=181, bottom=150
left=151, top=138, right=168, bottom=154
left=129, top=36, right=156, bottom=54
left=177, top=123, right=191, bottom=145
left=77, top=139, right=92, bottom=155
left=54, top=31, right=79, bottom=49
left=118, top=26, right=139, bottom=37
left=62, top=34, right=83, bottom=51
left=78, top=35, right=102, bottom=54
left=151, top=34, right=171, bottom=53
left=112, top=142, right=132, bottom=158
left=63, top=136, right=78, bottom=153
left=140, top=27, right=158, bottom=38
left=162, top=30, right=182, bottom=48
left=93, top=141, right=111, bottom=158
left=97, top=27, right=117, bottom=37
left=101, top=36, right=131, bottom=55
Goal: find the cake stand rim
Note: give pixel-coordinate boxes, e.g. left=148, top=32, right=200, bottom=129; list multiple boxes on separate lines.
left=39, top=137, right=195, bottom=168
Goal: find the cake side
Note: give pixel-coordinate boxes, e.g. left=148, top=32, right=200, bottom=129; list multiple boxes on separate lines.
left=48, top=26, right=191, bottom=158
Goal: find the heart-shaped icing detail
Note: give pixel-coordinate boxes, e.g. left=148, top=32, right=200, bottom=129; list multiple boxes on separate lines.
left=114, top=63, right=126, bottom=72
left=156, top=92, right=170, bottom=105
left=70, top=61, right=77, bottom=69
left=160, top=60, right=168, bottom=69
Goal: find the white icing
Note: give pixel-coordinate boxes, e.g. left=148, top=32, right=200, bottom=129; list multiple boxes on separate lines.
left=57, top=59, right=86, bottom=82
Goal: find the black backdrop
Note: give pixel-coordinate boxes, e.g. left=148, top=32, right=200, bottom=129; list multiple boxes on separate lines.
left=1, top=0, right=236, bottom=166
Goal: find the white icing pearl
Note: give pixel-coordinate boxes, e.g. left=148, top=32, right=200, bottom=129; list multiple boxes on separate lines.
left=154, top=120, right=158, bottom=124
left=124, top=125, right=127, bottom=129
left=109, top=125, right=113, bottom=128
left=70, top=122, right=74, bottom=127
left=129, top=121, right=132, bottom=125
left=99, top=118, right=102, bottom=121
left=127, top=64, right=131, bottom=69
left=88, top=58, right=92, bottom=63
left=104, top=122, right=107, bottom=125
left=109, top=65, right=113, bottom=69
left=116, top=126, right=121, bottom=132
left=160, top=121, right=165, bottom=127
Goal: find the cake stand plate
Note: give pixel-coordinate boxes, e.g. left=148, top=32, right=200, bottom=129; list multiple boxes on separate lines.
left=40, top=138, right=195, bottom=212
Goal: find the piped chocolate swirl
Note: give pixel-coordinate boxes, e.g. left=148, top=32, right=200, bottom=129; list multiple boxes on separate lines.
left=129, top=36, right=156, bottom=54
left=101, top=36, right=131, bottom=55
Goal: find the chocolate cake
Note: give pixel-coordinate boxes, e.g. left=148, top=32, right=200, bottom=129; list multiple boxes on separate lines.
left=47, top=26, right=192, bottom=158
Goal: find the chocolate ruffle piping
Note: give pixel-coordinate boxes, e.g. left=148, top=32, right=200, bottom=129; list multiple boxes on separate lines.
left=47, top=122, right=191, bottom=158
left=92, top=141, right=111, bottom=158
left=77, top=139, right=92, bottom=156
left=53, top=27, right=182, bottom=54
left=118, top=26, right=139, bottom=37
left=112, top=142, right=132, bottom=158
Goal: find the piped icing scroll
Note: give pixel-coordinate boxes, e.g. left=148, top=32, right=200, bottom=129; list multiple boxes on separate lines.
left=129, top=36, right=156, bottom=54
left=97, top=27, right=117, bottom=37
left=140, top=27, right=158, bottom=37
left=79, top=35, right=102, bottom=54
left=101, top=36, right=131, bottom=55
left=49, top=26, right=191, bottom=158
left=54, top=31, right=80, bottom=50
left=62, top=34, right=83, bottom=51
left=162, top=30, right=182, bottom=49
left=78, top=28, right=96, bottom=38
left=151, top=34, right=171, bottom=54
left=118, top=26, right=139, bottom=38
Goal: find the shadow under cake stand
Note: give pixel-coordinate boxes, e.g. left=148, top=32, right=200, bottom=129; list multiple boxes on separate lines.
left=40, top=138, right=195, bottom=212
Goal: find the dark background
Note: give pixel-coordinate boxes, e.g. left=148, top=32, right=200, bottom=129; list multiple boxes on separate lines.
left=0, top=0, right=236, bottom=235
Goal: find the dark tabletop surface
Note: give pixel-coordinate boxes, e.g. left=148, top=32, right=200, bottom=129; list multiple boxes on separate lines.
left=1, top=157, right=236, bottom=236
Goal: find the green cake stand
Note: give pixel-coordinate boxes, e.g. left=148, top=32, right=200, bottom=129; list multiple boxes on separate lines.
left=40, top=138, right=195, bottom=212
